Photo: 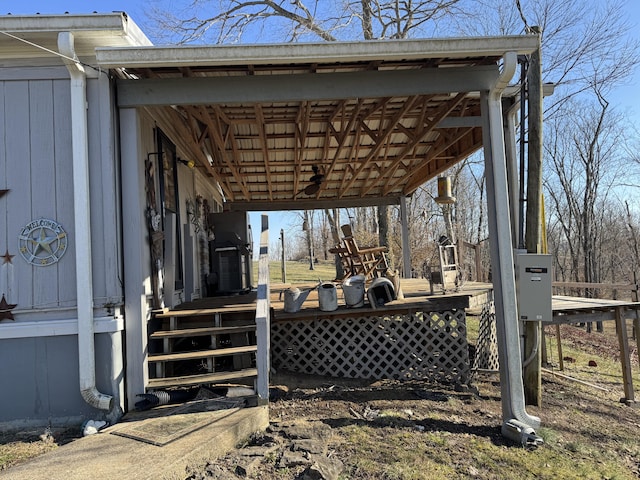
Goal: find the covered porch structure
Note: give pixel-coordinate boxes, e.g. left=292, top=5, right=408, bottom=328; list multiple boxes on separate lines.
left=97, top=35, right=541, bottom=443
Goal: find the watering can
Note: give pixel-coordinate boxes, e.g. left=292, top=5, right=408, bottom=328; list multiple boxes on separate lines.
left=282, top=286, right=315, bottom=313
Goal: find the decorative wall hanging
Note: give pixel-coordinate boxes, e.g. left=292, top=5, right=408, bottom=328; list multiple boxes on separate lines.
left=0, top=294, right=16, bottom=321
left=0, top=189, right=9, bottom=199
left=18, top=218, right=68, bottom=266
left=1, top=249, right=14, bottom=264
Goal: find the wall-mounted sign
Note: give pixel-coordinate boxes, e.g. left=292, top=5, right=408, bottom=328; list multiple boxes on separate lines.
left=18, top=219, right=68, bottom=266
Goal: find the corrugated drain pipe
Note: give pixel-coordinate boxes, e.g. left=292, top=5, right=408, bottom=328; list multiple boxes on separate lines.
left=58, top=32, right=113, bottom=411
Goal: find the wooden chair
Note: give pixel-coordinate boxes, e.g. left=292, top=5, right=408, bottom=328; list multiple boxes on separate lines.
left=328, top=245, right=353, bottom=282
left=338, top=224, right=389, bottom=282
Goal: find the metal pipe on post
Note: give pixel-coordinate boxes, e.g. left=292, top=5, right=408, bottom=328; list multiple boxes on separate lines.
left=524, top=28, right=543, bottom=407
left=280, top=228, right=287, bottom=283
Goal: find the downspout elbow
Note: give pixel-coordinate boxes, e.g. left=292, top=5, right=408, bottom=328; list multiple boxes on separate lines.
left=491, top=51, right=518, bottom=100
left=81, top=387, right=114, bottom=411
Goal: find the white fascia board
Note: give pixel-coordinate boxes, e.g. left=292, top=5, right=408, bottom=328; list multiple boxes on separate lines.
left=0, top=316, right=124, bottom=339
left=96, top=35, right=539, bottom=69
left=0, top=13, right=151, bottom=49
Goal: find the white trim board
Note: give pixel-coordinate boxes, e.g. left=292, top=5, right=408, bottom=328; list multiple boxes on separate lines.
left=0, top=316, right=124, bottom=339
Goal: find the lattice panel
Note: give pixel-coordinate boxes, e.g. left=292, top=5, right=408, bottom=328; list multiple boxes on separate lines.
left=271, top=310, right=470, bottom=385
left=473, top=300, right=499, bottom=371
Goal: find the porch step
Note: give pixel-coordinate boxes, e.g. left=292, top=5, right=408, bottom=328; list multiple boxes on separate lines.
left=147, top=368, right=258, bottom=389
left=154, top=305, right=257, bottom=318
left=149, top=325, right=255, bottom=339
left=149, top=344, right=257, bottom=363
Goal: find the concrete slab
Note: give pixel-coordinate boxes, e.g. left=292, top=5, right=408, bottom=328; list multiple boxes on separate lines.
left=3, top=406, right=268, bottom=480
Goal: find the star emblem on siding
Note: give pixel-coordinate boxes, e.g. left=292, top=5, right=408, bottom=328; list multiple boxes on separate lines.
left=2, top=249, right=14, bottom=264
left=0, top=294, right=17, bottom=321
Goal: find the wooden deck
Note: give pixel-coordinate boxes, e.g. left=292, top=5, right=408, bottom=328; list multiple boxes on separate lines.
left=161, top=278, right=494, bottom=319
left=552, top=295, right=640, bottom=324
left=550, top=295, right=640, bottom=404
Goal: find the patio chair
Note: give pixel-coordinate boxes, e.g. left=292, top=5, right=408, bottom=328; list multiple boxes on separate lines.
left=328, top=244, right=353, bottom=282
left=338, top=224, right=389, bottom=282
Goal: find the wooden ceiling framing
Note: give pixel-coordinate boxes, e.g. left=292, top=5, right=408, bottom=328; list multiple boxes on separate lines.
left=127, top=57, right=496, bottom=210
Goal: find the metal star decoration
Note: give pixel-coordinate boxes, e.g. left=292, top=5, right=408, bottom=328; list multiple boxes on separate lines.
left=1, top=249, right=14, bottom=264
left=0, top=294, right=17, bottom=321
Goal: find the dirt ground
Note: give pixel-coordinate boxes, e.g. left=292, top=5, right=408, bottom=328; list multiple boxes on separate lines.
left=187, top=323, right=640, bottom=480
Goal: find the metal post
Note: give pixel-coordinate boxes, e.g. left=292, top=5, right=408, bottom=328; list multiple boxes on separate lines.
left=280, top=228, right=287, bottom=283
left=400, top=196, right=411, bottom=278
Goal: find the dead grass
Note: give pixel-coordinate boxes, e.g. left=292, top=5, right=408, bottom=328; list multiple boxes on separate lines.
left=0, top=429, right=78, bottom=471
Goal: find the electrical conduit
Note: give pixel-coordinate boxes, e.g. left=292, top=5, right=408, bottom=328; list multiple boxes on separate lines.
left=58, top=32, right=113, bottom=411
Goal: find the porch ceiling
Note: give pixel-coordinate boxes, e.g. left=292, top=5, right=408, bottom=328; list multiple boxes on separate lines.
left=100, top=37, right=538, bottom=210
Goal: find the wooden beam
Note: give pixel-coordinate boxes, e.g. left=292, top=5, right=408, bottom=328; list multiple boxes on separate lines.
left=254, top=104, right=274, bottom=201
left=399, top=127, right=476, bottom=195
left=200, top=105, right=251, bottom=200
left=615, top=306, right=635, bottom=403
left=361, top=92, right=466, bottom=197
left=339, top=96, right=420, bottom=198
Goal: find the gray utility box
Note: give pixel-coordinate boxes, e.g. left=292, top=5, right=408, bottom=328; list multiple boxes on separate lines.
left=516, top=253, right=552, bottom=322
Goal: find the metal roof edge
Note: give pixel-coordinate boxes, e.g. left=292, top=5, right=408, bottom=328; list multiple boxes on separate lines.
left=0, top=13, right=152, bottom=47
left=96, top=35, right=539, bottom=68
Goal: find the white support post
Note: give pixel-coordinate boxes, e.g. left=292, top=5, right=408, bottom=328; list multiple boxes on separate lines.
left=120, top=107, right=150, bottom=410
left=400, top=196, right=411, bottom=278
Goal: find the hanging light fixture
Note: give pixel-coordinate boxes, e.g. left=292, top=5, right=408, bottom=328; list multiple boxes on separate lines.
left=435, top=176, right=456, bottom=204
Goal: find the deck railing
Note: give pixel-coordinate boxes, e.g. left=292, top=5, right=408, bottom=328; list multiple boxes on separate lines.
left=254, top=215, right=270, bottom=404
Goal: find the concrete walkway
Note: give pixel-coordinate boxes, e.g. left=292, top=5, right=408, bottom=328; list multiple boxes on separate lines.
left=3, top=406, right=268, bottom=480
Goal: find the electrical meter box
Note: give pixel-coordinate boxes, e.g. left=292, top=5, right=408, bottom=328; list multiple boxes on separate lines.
left=516, top=253, right=552, bottom=322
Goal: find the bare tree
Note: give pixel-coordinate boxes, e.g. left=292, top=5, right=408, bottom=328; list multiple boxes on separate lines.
left=147, top=0, right=463, bottom=44
left=453, top=0, right=640, bottom=119
left=544, top=90, right=630, bottom=329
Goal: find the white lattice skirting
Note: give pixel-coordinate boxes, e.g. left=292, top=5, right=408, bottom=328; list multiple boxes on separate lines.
left=473, top=300, right=499, bottom=372
left=271, top=309, right=471, bottom=385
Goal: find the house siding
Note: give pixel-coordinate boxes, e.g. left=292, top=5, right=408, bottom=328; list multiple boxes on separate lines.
left=0, top=332, right=123, bottom=427
left=0, top=66, right=124, bottom=426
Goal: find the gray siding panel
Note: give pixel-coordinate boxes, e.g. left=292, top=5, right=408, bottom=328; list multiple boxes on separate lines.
left=53, top=79, right=76, bottom=305
left=0, top=333, right=122, bottom=424
left=0, top=71, right=126, bottom=424
left=0, top=74, right=123, bottom=315
left=29, top=80, right=59, bottom=308
left=86, top=74, right=123, bottom=307
left=4, top=81, right=32, bottom=309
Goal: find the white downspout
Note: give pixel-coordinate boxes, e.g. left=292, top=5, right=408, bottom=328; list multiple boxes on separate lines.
left=482, top=51, right=542, bottom=446
left=58, top=32, right=113, bottom=411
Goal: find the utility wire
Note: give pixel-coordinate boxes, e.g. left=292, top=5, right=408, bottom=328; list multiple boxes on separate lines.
left=0, top=30, right=105, bottom=75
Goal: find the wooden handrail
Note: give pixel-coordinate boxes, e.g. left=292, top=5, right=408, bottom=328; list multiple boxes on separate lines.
left=552, top=281, right=638, bottom=291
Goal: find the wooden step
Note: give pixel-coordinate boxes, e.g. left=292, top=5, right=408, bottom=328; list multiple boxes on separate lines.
left=147, top=368, right=258, bottom=389
left=149, top=345, right=257, bottom=363
left=149, top=325, right=255, bottom=339
left=155, top=305, right=256, bottom=318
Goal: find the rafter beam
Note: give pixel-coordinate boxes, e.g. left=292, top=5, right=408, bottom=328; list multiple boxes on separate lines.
left=339, top=95, right=420, bottom=198
left=360, top=92, right=467, bottom=196
left=199, top=106, right=251, bottom=200
left=254, top=104, right=274, bottom=201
